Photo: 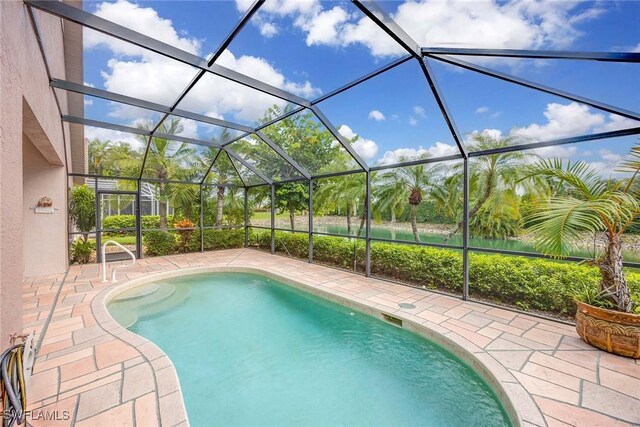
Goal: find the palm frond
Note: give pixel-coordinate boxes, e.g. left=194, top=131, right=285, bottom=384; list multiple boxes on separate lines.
left=527, top=197, right=612, bottom=256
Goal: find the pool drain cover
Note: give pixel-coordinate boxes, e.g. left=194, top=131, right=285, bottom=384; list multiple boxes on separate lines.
left=398, top=303, right=416, bottom=309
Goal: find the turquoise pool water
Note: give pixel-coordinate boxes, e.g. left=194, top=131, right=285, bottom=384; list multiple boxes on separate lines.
left=109, top=273, right=512, bottom=427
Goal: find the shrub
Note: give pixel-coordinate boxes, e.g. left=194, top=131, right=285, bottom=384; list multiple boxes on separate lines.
left=248, top=229, right=640, bottom=318
left=192, top=228, right=245, bottom=251
left=174, top=218, right=195, bottom=253
left=70, top=239, right=95, bottom=264
left=143, top=231, right=176, bottom=256
left=102, top=215, right=175, bottom=236
left=69, top=185, right=95, bottom=241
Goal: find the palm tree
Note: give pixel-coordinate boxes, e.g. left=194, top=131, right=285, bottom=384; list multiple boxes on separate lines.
left=521, top=146, right=640, bottom=313
left=314, top=173, right=366, bottom=235
left=374, top=172, right=405, bottom=226
left=88, top=139, right=111, bottom=175
left=202, top=129, right=240, bottom=228
left=444, top=134, right=533, bottom=241
left=377, top=158, right=440, bottom=242
left=136, top=118, right=195, bottom=230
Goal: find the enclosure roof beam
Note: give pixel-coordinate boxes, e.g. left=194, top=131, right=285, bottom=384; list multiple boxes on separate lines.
left=26, top=0, right=310, bottom=107
left=51, top=79, right=255, bottom=134
left=150, top=0, right=266, bottom=136
left=468, top=127, right=640, bottom=158
left=429, top=55, right=640, bottom=121
left=200, top=149, right=223, bottom=186
left=351, top=1, right=467, bottom=159
left=370, top=153, right=464, bottom=172
left=418, top=58, right=468, bottom=158
left=254, top=131, right=311, bottom=180
left=352, top=1, right=421, bottom=59
left=224, top=147, right=273, bottom=185
left=421, top=47, right=640, bottom=62
left=224, top=151, right=247, bottom=187
left=62, top=115, right=222, bottom=148
left=311, top=54, right=414, bottom=105
left=310, top=106, right=369, bottom=172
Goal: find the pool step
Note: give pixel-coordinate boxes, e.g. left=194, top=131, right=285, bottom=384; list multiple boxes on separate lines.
left=136, top=286, right=191, bottom=319
left=112, top=283, right=160, bottom=302
left=109, top=284, right=190, bottom=328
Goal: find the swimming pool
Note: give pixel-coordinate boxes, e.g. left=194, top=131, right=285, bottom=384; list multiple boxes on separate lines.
left=108, top=272, right=512, bottom=426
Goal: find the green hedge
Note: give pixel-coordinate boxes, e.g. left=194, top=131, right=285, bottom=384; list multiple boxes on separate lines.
left=103, top=215, right=175, bottom=236
left=248, top=230, right=640, bottom=317
left=143, top=231, right=176, bottom=256
left=142, top=228, right=245, bottom=257
left=192, top=228, right=245, bottom=251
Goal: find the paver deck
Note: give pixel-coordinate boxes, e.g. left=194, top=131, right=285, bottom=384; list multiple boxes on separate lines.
left=22, top=249, right=640, bottom=426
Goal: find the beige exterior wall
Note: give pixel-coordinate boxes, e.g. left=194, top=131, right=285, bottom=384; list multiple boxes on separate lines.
left=0, top=1, right=82, bottom=348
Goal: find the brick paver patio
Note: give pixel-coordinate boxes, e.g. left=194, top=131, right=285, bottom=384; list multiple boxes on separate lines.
left=22, top=249, right=640, bottom=426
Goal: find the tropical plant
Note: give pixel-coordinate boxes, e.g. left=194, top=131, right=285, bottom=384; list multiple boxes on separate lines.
left=314, top=173, right=366, bottom=235
left=69, top=184, right=96, bottom=242
left=136, top=118, right=196, bottom=230
left=376, top=158, right=441, bottom=242
left=442, top=134, right=536, bottom=241
left=203, top=147, right=240, bottom=227
left=88, top=139, right=111, bottom=175
left=521, top=144, right=640, bottom=312
left=247, top=105, right=343, bottom=229
left=70, top=239, right=95, bottom=264
left=174, top=218, right=195, bottom=253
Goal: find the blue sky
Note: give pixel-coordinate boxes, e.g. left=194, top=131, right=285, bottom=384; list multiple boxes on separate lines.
left=75, top=0, right=639, bottom=172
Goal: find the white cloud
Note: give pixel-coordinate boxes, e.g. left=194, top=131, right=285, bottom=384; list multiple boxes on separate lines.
left=599, top=149, right=622, bottom=163
left=594, top=114, right=640, bottom=133
left=512, top=102, right=602, bottom=141
left=511, top=102, right=638, bottom=142
left=248, top=0, right=605, bottom=59
left=413, top=106, right=426, bottom=117
left=368, top=110, right=386, bottom=121
left=301, top=6, right=350, bottom=46
left=84, top=125, right=143, bottom=149
left=531, top=145, right=578, bottom=159
left=408, top=116, right=417, bottom=126
left=633, top=43, right=640, bottom=53
left=85, top=0, right=200, bottom=56
left=378, top=142, right=458, bottom=165
left=86, top=1, right=319, bottom=123
left=259, top=22, right=278, bottom=38
left=475, top=106, right=489, bottom=114
left=84, top=99, right=93, bottom=107
left=338, top=125, right=378, bottom=161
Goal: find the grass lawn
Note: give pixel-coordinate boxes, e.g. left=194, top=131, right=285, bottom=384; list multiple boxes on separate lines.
left=90, top=235, right=137, bottom=245
left=252, top=211, right=287, bottom=220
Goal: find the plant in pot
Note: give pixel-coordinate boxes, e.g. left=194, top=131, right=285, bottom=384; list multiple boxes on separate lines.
left=69, top=185, right=97, bottom=264
left=521, top=145, right=640, bottom=357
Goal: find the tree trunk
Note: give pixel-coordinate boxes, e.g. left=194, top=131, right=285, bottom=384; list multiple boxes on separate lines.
left=215, top=186, right=225, bottom=228
left=410, top=204, right=420, bottom=243
left=346, top=204, right=352, bottom=235
left=289, top=202, right=295, bottom=231
left=598, top=234, right=632, bottom=312
left=357, top=200, right=366, bottom=237
left=391, top=208, right=396, bottom=225
left=444, top=188, right=492, bottom=243
left=159, top=183, right=167, bottom=230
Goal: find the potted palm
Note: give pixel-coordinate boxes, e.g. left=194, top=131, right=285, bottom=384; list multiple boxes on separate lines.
left=522, top=144, right=640, bottom=358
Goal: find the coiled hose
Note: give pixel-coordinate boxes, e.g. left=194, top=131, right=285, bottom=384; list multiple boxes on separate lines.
left=1, top=344, right=27, bottom=427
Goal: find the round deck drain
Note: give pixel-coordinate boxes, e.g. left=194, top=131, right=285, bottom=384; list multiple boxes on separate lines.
left=398, top=302, right=416, bottom=309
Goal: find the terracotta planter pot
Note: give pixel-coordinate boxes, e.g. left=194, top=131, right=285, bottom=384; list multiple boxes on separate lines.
left=575, top=300, right=640, bottom=358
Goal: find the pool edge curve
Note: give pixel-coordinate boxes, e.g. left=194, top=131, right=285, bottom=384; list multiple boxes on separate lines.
left=92, top=266, right=535, bottom=427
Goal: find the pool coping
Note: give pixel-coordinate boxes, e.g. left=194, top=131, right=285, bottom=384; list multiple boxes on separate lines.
left=92, top=265, right=528, bottom=427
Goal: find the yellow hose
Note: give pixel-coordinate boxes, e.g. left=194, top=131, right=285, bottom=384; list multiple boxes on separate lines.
left=16, top=348, right=26, bottom=413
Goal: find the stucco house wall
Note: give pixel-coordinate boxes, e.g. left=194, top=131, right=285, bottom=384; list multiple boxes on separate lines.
left=0, top=1, right=82, bottom=348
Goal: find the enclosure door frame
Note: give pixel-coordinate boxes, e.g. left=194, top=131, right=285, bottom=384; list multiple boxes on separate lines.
left=96, top=190, right=141, bottom=262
